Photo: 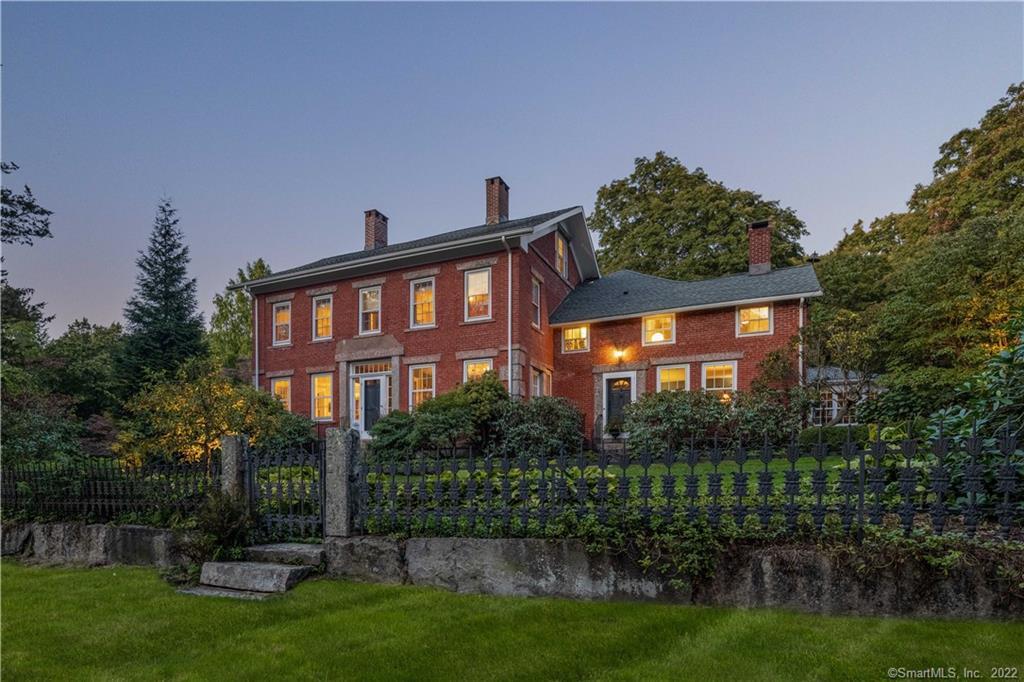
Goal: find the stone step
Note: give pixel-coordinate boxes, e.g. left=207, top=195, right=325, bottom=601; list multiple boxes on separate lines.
left=177, top=585, right=272, bottom=601
left=245, top=543, right=324, bottom=567
left=200, top=561, right=311, bottom=593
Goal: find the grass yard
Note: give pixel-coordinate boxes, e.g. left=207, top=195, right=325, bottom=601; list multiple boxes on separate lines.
left=3, top=561, right=1021, bottom=682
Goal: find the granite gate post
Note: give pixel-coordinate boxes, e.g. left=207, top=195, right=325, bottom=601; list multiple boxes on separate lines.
left=324, top=427, right=360, bottom=538
left=220, top=434, right=248, bottom=498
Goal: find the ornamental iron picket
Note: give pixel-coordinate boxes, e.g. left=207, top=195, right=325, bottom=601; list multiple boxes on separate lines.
left=352, top=421, right=1023, bottom=541
left=245, top=441, right=325, bottom=541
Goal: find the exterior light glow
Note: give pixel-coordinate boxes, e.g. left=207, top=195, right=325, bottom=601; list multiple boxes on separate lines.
left=651, top=331, right=665, bottom=342
left=613, top=348, right=625, bottom=360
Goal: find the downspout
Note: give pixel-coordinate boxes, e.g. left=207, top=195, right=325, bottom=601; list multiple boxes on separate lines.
left=501, top=236, right=514, bottom=399
left=798, top=296, right=805, bottom=385
left=252, top=291, right=260, bottom=389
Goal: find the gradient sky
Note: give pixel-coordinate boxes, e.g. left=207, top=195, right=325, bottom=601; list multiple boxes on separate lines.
left=3, top=2, right=1022, bottom=333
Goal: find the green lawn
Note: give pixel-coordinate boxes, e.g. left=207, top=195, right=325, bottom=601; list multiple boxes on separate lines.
left=3, top=561, right=1021, bottom=681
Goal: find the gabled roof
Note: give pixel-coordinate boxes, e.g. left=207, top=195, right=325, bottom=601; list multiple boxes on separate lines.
left=549, top=264, right=822, bottom=325
left=239, top=207, right=594, bottom=293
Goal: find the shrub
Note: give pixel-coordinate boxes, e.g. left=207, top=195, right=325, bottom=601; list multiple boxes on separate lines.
left=492, top=396, right=583, bottom=458
left=176, top=489, right=255, bottom=565
left=368, top=410, right=415, bottom=460
left=797, top=424, right=870, bottom=450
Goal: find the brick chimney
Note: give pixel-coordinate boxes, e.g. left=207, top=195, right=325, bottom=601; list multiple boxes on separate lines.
left=364, top=209, right=388, bottom=250
left=748, top=219, right=772, bottom=275
left=485, top=176, right=509, bottom=224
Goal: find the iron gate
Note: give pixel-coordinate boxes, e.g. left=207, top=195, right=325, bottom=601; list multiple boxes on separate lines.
left=246, top=441, right=325, bottom=540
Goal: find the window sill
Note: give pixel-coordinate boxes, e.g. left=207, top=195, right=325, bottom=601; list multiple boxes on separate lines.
left=737, top=331, right=773, bottom=338
left=531, top=323, right=543, bottom=333
left=356, top=331, right=382, bottom=337
left=560, top=348, right=590, bottom=354
left=309, top=338, right=333, bottom=344
left=642, top=340, right=675, bottom=347
left=460, top=318, right=494, bottom=326
left=270, top=343, right=293, bottom=349
left=406, top=325, right=437, bottom=332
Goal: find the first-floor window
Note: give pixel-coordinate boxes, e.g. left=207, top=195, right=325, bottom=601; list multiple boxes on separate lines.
left=272, top=302, right=291, bottom=345
left=271, top=377, right=291, bottom=411
left=311, top=373, right=333, bottom=420
left=464, top=358, right=493, bottom=382
left=409, top=365, right=435, bottom=410
left=657, top=365, right=688, bottom=392
left=531, top=368, right=551, bottom=397
left=812, top=389, right=836, bottom=426
left=702, top=362, right=736, bottom=402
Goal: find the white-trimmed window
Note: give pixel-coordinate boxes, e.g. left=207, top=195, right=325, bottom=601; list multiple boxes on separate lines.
left=531, top=367, right=551, bottom=397
left=555, top=233, right=569, bottom=279
left=270, top=377, right=292, bottom=411
left=463, top=358, right=493, bottom=382
left=561, top=325, right=589, bottom=353
left=643, top=314, right=675, bottom=346
left=272, top=302, right=291, bottom=346
left=531, top=278, right=542, bottom=328
left=464, top=268, right=491, bottom=321
left=359, top=286, right=381, bottom=335
left=410, top=277, right=435, bottom=328
left=311, top=373, right=333, bottom=421
left=657, top=365, right=689, bottom=392
left=737, top=304, right=772, bottom=336
left=702, top=361, right=737, bottom=402
left=312, top=295, right=332, bottom=340
left=812, top=389, right=836, bottom=426
left=408, top=364, right=435, bottom=410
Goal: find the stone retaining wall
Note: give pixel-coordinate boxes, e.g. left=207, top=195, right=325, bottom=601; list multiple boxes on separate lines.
left=326, top=536, right=1023, bottom=620
left=2, top=522, right=183, bottom=567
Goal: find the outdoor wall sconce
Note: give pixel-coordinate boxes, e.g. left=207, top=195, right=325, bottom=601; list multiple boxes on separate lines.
left=613, top=347, right=625, bottom=362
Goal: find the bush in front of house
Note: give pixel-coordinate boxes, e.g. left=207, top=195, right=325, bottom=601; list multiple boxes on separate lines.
left=491, top=396, right=583, bottom=458
left=796, top=424, right=871, bottom=450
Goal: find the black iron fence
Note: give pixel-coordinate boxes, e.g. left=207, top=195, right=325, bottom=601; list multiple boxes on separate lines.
left=245, top=440, right=325, bottom=541
left=354, top=427, right=1023, bottom=540
left=0, top=456, right=220, bottom=522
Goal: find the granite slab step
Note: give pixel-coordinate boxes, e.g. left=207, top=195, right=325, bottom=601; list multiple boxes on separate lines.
left=244, top=543, right=324, bottom=567
left=200, top=561, right=311, bottom=593
left=178, top=585, right=272, bottom=601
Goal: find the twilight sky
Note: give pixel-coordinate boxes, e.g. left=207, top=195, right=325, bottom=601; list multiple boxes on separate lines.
left=2, top=2, right=1022, bottom=333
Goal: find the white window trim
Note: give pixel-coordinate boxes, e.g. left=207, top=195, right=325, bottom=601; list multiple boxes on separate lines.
left=311, top=294, right=333, bottom=341
left=310, top=372, right=333, bottom=422
left=270, top=377, right=292, bottom=411
left=701, top=361, right=738, bottom=393
left=601, top=370, right=637, bottom=435
left=530, top=367, right=551, bottom=397
left=463, top=267, right=492, bottom=322
left=358, top=285, right=382, bottom=336
left=735, top=303, right=774, bottom=337
left=561, top=324, right=590, bottom=354
left=407, top=363, right=436, bottom=410
left=641, top=313, right=676, bottom=346
left=555, top=233, right=569, bottom=280
left=463, top=358, right=493, bottom=382
left=656, top=364, right=690, bottom=392
left=409, top=277, right=436, bottom=329
left=531, top=278, right=542, bottom=329
left=271, top=302, right=291, bottom=346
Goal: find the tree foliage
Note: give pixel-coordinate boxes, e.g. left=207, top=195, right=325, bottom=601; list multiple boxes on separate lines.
left=120, top=199, right=205, bottom=389
left=209, top=259, right=271, bottom=368
left=44, top=320, right=125, bottom=419
left=1, top=162, right=53, bottom=246
left=589, top=152, right=808, bottom=280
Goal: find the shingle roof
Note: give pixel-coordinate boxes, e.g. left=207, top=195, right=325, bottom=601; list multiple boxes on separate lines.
left=549, top=264, right=822, bottom=324
left=262, top=207, right=580, bottom=281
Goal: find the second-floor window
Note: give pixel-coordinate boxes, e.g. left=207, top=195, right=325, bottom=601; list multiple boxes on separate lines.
left=359, top=286, right=381, bottom=335
left=737, top=304, right=772, bottom=336
left=531, top=278, right=542, bottom=328
left=465, top=268, right=491, bottom=321
left=272, top=302, right=291, bottom=346
left=555, top=234, right=569, bottom=279
left=562, top=325, right=589, bottom=353
left=410, top=278, right=435, bottom=328
left=313, top=295, right=332, bottom=340
left=643, top=314, right=675, bottom=345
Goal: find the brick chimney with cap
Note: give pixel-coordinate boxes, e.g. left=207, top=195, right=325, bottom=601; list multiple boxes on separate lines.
left=485, top=177, right=509, bottom=224
left=747, top=219, right=772, bottom=275
left=364, top=209, right=388, bottom=250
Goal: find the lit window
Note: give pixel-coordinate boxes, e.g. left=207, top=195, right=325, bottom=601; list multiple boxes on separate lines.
left=359, top=286, right=381, bottom=334
left=737, top=305, right=772, bottom=336
left=643, top=314, right=675, bottom=345
left=531, top=278, right=542, bottom=328
left=555, top=234, right=569, bottom=279
left=562, top=325, right=589, bottom=352
left=311, top=373, right=333, bottom=421
left=410, top=278, right=435, bottom=328
left=531, top=368, right=551, bottom=397
left=409, top=365, right=435, bottom=409
left=465, top=268, right=491, bottom=321
left=270, top=377, right=291, bottom=411
left=272, top=302, right=291, bottom=346
left=313, top=295, right=332, bottom=340
left=657, top=366, right=688, bottom=392
left=702, top=362, right=736, bottom=402
left=464, top=358, right=493, bottom=382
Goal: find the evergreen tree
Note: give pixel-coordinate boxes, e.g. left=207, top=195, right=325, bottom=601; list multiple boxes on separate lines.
left=208, top=258, right=271, bottom=369
left=120, top=199, right=205, bottom=389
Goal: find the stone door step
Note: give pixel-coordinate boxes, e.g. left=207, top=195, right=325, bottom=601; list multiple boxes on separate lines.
left=177, top=585, right=273, bottom=601
left=200, top=561, right=312, bottom=593
left=245, top=543, right=325, bottom=566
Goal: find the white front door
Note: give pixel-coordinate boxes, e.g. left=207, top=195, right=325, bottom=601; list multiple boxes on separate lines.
left=352, top=373, right=389, bottom=436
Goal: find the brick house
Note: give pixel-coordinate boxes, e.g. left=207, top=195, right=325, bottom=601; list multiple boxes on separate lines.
left=237, top=177, right=822, bottom=441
